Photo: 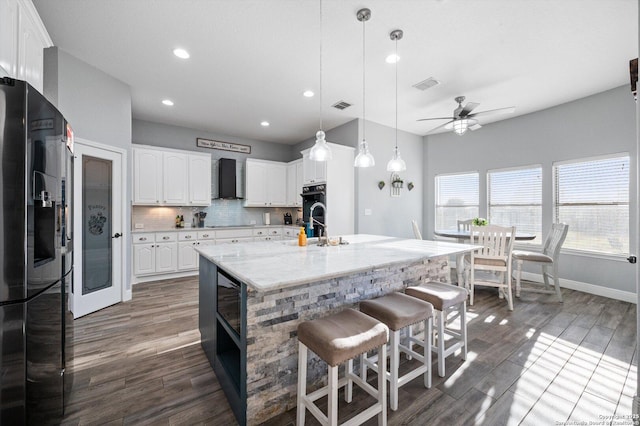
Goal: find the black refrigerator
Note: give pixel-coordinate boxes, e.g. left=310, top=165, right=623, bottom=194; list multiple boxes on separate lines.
left=0, top=77, right=74, bottom=424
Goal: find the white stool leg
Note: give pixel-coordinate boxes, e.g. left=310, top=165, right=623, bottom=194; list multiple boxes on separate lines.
left=461, top=302, right=467, bottom=361
left=328, top=365, right=338, bottom=425
left=389, top=329, right=399, bottom=411
left=297, top=342, right=307, bottom=426
left=360, top=352, right=367, bottom=383
left=378, top=343, right=387, bottom=426
left=437, top=310, right=445, bottom=377
left=406, top=325, right=413, bottom=360
left=346, top=358, right=353, bottom=403
left=425, top=317, right=432, bottom=389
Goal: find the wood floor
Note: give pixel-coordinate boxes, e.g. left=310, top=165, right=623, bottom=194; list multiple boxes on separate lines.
left=62, top=276, right=637, bottom=425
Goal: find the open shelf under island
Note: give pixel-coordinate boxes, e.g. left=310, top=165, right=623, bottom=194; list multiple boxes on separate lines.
left=196, top=234, right=479, bottom=426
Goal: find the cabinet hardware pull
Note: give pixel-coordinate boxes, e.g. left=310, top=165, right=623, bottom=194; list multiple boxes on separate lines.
left=163, top=236, right=169, bottom=240
left=185, top=235, right=192, bottom=239
left=203, top=234, right=209, bottom=237
left=139, top=237, right=147, bottom=241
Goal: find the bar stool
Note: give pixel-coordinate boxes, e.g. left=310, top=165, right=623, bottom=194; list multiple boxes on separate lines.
left=297, top=308, right=389, bottom=426
left=358, top=292, right=434, bottom=411
left=405, top=282, right=468, bottom=377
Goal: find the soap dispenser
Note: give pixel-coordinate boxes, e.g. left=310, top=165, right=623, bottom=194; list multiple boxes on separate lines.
left=298, top=227, right=307, bottom=247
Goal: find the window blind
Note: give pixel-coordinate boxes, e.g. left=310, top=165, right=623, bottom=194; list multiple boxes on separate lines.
left=554, top=155, right=629, bottom=255
left=435, top=173, right=479, bottom=229
left=488, top=167, right=542, bottom=238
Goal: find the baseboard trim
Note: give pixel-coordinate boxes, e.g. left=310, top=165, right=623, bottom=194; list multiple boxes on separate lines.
left=132, top=270, right=198, bottom=285
left=520, top=271, right=636, bottom=304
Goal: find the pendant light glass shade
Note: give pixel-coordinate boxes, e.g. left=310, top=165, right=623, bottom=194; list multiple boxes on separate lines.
left=354, top=8, right=374, bottom=168
left=309, top=0, right=332, bottom=162
left=386, top=29, right=406, bottom=173
left=354, top=139, right=375, bottom=167
left=309, top=130, right=332, bottom=161
left=386, top=146, right=406, bottom=172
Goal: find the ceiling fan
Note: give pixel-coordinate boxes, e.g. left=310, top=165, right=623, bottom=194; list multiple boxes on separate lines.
left=418, top=96, right=515, bottom=135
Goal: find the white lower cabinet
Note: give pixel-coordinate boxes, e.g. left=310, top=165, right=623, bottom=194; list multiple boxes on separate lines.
left=133, top=243, right=156, bottom=275
left=155, top=242, right=178, bottom=273
left=178, top=241, right=199, bottom=270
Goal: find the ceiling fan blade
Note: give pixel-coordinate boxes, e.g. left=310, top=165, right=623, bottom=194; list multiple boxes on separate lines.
left=458, top=102, right=480, bottom=117
left=469, top=123, right=482, bottom=131
left=467, top=106, right=515, bottom=119
left=425, top=120, right=455, bottom=134
left=417, top=117, right=453, bottom=122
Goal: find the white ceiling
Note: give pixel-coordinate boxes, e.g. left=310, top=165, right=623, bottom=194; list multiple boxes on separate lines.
left=33, top=0, right=637, bottom=145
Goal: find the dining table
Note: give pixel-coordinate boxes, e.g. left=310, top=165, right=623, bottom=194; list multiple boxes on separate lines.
left=433, top=229, right=536, bottom=285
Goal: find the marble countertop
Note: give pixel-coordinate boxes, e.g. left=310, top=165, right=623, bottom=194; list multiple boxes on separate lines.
left=131, top=224, right=301, bottom=234
left=195, top=234, right=480, bottom=292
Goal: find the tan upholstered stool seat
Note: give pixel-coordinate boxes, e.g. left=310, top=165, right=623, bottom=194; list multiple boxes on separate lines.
left=359, top=292, right=433, bottom=331
left=405, top=281, right=469, bottom=378
left=358, top=292, right=434, bottom=410
left=405, top=282, right=468, bottom=311
left=512, top=250, right=553, bottom=263
left=297, top=308, right=388, bottom=367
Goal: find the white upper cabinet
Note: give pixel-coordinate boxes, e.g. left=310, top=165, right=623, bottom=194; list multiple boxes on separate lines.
left=133, top=146, right=211, bottom=206
left=133, top=148, right=162, bottom=204
left=302, top=151, right=327, bottom=184
left=286, top=159, right=303, bottom=207
left=245, top=159, right=288, bottom=207
left=188, top=154, right=212, bottom=205
left=162, top=152, right=188, bottom=205
left=0, top=0, right=52, bottom=92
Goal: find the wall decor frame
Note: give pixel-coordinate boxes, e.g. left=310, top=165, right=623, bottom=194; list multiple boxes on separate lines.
left=197, top=138, right=251, bottom=154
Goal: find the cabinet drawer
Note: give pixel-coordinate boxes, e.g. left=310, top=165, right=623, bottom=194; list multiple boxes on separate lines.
left=178, top=231, right=198, bottom=241
left=282, top=228, right=298, bottom=238
left=156, top=232, right=177, bottom=242
left=252, top=228, right=275, bottom=237
left=216, top=228, right=253, bottom=239
left=197, top=230, right=215, bottom=240
left=133, top=233, right=155, bottom=244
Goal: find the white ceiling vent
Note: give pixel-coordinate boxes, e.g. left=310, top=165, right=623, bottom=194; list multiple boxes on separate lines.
left=413, top=77, right=440, bottom=91
left=332, top=101, right=352, bottom=110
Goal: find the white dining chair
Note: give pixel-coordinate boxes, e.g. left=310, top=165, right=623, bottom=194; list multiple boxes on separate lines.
left=411, top=220, right=423, bottom=240
left=464, top=224, right=516, bottom=310
left=512, top=223, right=568, bottom=302
left=457, top=219, right=473, bottom=232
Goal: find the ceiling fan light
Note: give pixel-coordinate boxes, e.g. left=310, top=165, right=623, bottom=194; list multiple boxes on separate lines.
left=309, top=130, right=332, bottom=161
left=386, top=146, right=406, bottom=172
left=453, top=119, right=469, bottom=135
left=354, top=140, right=375, bottom=167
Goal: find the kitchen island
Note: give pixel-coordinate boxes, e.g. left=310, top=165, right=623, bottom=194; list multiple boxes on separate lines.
left=196, top=234, right=478, bottom=425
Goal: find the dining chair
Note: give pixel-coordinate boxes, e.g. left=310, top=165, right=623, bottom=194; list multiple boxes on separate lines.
left=512, top=223, right=568, bottom=302
left=411, top=220, right=423, bottom=240
left=457, top=219, right=473, bottom=232
left=464, top=224, right=516, bottom=310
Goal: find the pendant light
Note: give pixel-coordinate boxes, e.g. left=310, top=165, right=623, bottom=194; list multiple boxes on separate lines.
left=386, top=29, right=406, bottom=172
left=353, top=8, right=375, bottom=168
left=309, top=0, right=332, bottom=162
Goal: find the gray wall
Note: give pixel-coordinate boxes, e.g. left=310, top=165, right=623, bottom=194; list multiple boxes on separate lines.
left=293, top=119, right=424, bottom=238
left=424, top=85, right=637, bottom=295
left=132, top=119, right=293, bottom=163
left=43, top=46, right=133, bottom=290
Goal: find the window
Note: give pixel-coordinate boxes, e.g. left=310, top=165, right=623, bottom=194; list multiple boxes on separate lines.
left=435, top=172, right=479, bottom=229
left=488, top=166, right=542, bottom=241
left=554, top=154, right=629, bottom=255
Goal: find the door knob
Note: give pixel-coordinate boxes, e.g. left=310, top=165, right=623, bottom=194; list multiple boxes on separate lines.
left=112, top=232, right=123, bottom=239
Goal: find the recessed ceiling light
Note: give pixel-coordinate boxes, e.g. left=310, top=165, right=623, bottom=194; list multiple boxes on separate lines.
left=173, top=48, right=190, bottom=59
left=260, top=121, right=270, bottom=127
left=385, top=54, right=400, bottom=64
left=303, top=90, right=315, bottom=98
left=162, top=99, right=174, bottom=106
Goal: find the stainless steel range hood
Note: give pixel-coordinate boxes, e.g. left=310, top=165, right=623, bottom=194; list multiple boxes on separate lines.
left=215, top=158, right=243, bottom=199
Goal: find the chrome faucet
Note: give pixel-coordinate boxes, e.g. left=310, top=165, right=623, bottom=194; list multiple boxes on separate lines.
left=309, top=202, right=328, bottom=246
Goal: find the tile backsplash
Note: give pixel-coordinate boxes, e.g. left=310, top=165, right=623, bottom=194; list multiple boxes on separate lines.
left=132, top=201, right=301, bottom=230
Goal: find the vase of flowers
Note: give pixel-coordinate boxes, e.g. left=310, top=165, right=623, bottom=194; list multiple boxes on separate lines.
left=472, top=217, right=488, bottom=226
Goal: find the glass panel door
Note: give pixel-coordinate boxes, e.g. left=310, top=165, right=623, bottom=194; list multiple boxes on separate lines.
left=81, top=156, right=112, bottom=295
